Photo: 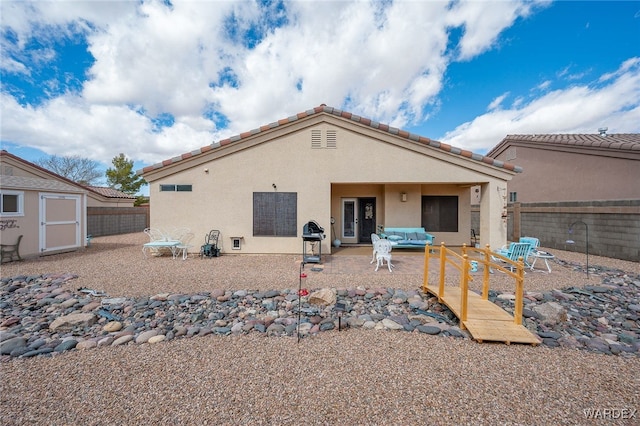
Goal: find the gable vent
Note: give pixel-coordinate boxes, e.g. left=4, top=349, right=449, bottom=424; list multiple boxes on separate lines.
left=311, top=129, right=322, bottom=149
left=326, top=130, right=337, bottom=148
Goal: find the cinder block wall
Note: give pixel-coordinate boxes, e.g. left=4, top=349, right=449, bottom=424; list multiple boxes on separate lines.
left=471, top=200, right=640, bottom=262
left=87, top=207, right=150, bottom=237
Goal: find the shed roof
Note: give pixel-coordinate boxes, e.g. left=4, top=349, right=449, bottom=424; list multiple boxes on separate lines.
left=139, top=104, right=523, bottom=175
left=0, top=174, right=86, bottom=193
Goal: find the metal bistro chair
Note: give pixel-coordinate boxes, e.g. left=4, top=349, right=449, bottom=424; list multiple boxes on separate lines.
left=175, top=232, right=195, bottom=260
left=370, top=233, right=381, bottom=264
left=1, top=235, right=23, bottom=263
left=374, top=238, right=394, bottom=272
left=200, top=230, right=221, bottom=259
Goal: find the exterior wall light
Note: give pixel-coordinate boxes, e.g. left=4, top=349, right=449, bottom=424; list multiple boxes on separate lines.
left=401, top=192, right=407, bottom=202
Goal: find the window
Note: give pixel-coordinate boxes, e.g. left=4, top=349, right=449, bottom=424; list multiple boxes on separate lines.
left=160, top=184, right=192, bottom=192
left=422, top=196, right=458, bottom=232
left=1, top=191, right=24, bottom=216
left=509, top=192, right=517, bottom=203
left=253, top=192, right=297, bottom=236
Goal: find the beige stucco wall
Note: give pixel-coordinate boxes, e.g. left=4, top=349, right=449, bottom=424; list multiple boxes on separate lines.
left=493, top=145, right=640, bottom=202
left=145, top=116, right=513, bottom=254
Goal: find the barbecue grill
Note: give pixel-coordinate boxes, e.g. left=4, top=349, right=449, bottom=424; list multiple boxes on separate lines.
left=302, top=220, right=325, bottom=263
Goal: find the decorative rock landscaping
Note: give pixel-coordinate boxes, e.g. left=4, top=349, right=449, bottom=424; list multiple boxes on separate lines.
left=1, top=265, right=639, bottom=360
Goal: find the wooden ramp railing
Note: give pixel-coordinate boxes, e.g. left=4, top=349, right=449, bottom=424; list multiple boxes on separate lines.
left=422, top=242, right=539, bottom=345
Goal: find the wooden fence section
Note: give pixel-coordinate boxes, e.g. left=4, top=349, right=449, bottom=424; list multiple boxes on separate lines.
left=422, top=243, right=539, bottom=345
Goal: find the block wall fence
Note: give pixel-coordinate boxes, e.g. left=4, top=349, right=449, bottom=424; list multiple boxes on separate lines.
left=471, top=200, right=639, bottom=262
left=87, top=206, right=149, bottom=237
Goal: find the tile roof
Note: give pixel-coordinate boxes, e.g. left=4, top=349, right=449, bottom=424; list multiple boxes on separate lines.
left=487, top=133, right=640, bottom=157
left=0, top=175, right=86, bottom=193
left=140, top=104, right=523, bottom=174
left=0, top=150, right=131, bottom=199
left=85, top=186, right=136, bottom=199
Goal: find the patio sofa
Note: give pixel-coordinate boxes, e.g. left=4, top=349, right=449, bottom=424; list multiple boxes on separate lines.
left=380, top=227, right=435, bottom=249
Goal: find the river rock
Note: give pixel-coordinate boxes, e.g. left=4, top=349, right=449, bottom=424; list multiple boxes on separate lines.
left=103, top=321, right=123, bottom=332
left=532, top=302, right=567, bottom=325
left=308, top=288, right=336, bottom=306
left=49, top=313, right=96, bottom=331
left=0, top=337, right=27, bottom=355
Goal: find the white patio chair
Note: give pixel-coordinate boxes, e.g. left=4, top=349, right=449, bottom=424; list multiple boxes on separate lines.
left=175, top=232, right=194, bottom=260
left=144, top=227, right=166, bottom=242
left=167, top=227, right=191, bottom=242
left=370, top=233, right=381, bottom=264
left=374, top=239, right=394, bottom=272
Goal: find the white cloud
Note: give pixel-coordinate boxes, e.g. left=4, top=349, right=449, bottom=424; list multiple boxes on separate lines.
left=488, top=92, right=509, bottom=111
left=0, top=0, right=636, bottom=169
left=441, top=58, right=640, bottom=152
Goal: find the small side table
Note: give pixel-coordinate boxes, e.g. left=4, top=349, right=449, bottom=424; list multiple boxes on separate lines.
left=530, top=250, right=555, bottom=273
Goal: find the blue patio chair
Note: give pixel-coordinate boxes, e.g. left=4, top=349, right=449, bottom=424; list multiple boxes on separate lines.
left=519, top=237, right=540, bottom=263
left=492, top=242, right=532, bottom=272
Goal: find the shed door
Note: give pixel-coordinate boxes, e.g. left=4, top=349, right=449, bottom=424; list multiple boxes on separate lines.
left=40, top=193, right=81, bottom=253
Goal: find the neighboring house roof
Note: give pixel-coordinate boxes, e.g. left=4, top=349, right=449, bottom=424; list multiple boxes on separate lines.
left=487, top=133, right=640, bottom=159
left=139, top=104, right=523, bottom=175
left=85, top=186, right=136, bottom=199
left=0, top=174, right=86, bottom=193
left=1, top=150, right=104, bottom=198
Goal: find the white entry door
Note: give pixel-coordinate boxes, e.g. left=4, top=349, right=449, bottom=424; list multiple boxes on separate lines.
left=39, top=193, right=81, bottom=253
left=341, top=198, right=357, bottom=244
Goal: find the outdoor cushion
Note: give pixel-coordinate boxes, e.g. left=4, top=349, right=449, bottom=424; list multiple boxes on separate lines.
left=387, top=235, right=403, bottom=241
left=406, top=232, right=419, bottom=240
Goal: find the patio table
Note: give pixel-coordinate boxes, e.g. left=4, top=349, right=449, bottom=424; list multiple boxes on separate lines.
left=530, top=250, right=555, bottom=273
left=142, top=240, right=181, bottom=259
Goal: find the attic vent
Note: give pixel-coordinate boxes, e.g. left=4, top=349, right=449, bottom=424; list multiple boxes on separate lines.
left=326, top=130, right=337, bottom=148
left=505, top=147, right=516, bottom=161
left=311, top=130, right=322, bottom=149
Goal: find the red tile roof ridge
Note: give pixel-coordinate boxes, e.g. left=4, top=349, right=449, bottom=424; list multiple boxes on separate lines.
left=138, top=105, right=523, bottom=175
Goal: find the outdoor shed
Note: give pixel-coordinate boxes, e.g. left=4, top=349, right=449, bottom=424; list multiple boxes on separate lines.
left=139, top=105, right=521, bottom=255
left=1, top=151, right=89, bottom=259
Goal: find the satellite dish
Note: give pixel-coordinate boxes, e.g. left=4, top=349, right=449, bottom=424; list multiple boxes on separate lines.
left=114, top=184, right=122, bottom=190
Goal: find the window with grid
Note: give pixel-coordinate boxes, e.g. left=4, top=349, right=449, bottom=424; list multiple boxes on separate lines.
left=253, top=192, right=297, bottom=236
left=421, top=196, right=458, bottom=232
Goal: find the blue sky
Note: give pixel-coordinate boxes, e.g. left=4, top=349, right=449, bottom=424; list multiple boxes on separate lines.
left=1, top=0, right=639, bottom=190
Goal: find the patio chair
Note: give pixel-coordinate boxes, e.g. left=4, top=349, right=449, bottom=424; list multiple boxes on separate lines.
left=519, top=237, right=540, bottom=260
left=374, top=239, right=394, bottom=272
left=144, top=227, right=166, bottom=242
left=200, top=230, right=221, bottom=258
left=175, top=232, right=194, bottom=260
left=492, top=242, right=531, bottom=272
left=1, top=235, right=22, bottom=263
left=167, top=227, right=191, bottom=242
left=370, top=233, right=381, bottom=264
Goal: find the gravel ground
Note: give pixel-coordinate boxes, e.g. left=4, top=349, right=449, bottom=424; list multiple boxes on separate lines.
left=1, top=233, right=639, bottom=425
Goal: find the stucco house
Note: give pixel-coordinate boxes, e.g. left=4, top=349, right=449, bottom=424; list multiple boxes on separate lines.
left=139, top=105, right=522, bottom=256
left=485, top=132, right=640, bottom=203
left=1, top=150, right=89, bottom=259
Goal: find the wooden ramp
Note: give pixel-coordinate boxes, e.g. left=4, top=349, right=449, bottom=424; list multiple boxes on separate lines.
left=424, top=284, right=540, bottom=345
left=422, top=243, right=540, bottom=345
